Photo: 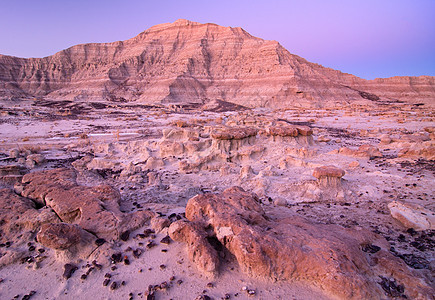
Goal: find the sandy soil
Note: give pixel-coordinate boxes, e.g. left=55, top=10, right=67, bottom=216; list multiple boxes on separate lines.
left=0, top=98, right=433, bottom=299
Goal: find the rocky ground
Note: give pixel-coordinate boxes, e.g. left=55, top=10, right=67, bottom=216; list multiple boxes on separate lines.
left=0, top=97, right=434, bottom=299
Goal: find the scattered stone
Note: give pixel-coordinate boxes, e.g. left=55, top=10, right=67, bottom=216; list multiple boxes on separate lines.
left=361, top=244, right=381, bottom=254
left=110, top=281, right=118, bottom=290
left=22, top=291, right=37, bottom=300
left=95, top=238, right=106, bottom=246
left=63, top=263, right=78, bottom=279
left=195, top=295, right=211, bottom=300
left=160, top=235, right=172, bottom=245
left=146, top=241, right=156, bottom=249
left=132, top=248, right=142, bottom=258
left=103, top=278, right=111, bottom=286
left=120, top=230, right=130, bottom=241
left=378, top=276, right=405, bottom=298
left=111, top=253, right=123, bottom=264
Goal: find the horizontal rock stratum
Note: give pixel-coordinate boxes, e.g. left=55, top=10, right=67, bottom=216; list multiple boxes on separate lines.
left=1, top=19, right=434, bottom=107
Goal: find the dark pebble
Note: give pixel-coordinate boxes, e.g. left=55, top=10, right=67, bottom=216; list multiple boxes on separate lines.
left=103, top=278, right=111, bottom=286
left=124, top=258, right=130, bottom=265
left=361, top=244, right=381, bottom=253
left=111, top=265, right=117, bottom=271
left=105, top=273, right=112, bottom=278
left=28, top=246, right=35, bottom=251
left=223, top=293, right=231, bottom=299
left=63, top=263, right=78, bottom=279
left=398, top=234, right=406, bottom=242
left=121, top=281, right=126, bottom=286
left=37, top=248, right=45, bottom=253
left=378, top=276, right=405, bottom=297
left=143, top=229, right=155, bottom=237
left=160, top=235, right=172, bottom=245
left=159, top=281, right=169, bottom=289
left=120, top=230, right=130, bottom=241
left=22, top=290, right=36, bottom=300
left=133, top=248, right=142, bottom=258
left=159, top=264, right=166, bottom=270
left=95, top=238, right=106, bottom=246
left=110, top=281, right=118, bottom=290
left=86, top=267, right=94, bottom=275
left=111, top=252, right=123, bottom=264
left=146, top=241, right=156, bottom=249
left=80, top=274, right=87, bottom=280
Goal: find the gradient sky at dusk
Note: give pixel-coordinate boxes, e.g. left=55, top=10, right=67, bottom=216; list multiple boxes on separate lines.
left=1, top=0, right=434, bottom=80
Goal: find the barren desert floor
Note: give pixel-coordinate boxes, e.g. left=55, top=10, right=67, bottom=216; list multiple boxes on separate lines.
left=0, top=98, right=433, bottom=299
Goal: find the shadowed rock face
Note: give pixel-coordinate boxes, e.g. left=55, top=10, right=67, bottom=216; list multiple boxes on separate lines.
left=169, top=186, right=433, bottom=299
left=1, top=19, right=434, bottom=107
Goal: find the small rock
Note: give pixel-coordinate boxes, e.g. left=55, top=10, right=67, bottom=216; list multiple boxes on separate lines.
left=110, top=281, right=118, bottom=290
left=361, top=244, right=381, bottom=253
left=146, top=241, right=156, bottom=249
left=160, top=235, right=172, bottom=245
left=95, top=238, right=106, bottom=246
left=120, top=230, right=130, bottom=241
left=133, top=248, right=143, bottom=258
left=63, top=263, right=78, bottom=279
left=103, top=278, right=111, bottom=286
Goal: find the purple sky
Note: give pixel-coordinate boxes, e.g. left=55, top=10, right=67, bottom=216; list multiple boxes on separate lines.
left=1, top=0, right=434, bottom=80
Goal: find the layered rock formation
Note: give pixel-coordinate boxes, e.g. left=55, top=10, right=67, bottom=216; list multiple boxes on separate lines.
left=1, top=19, right=434, bottom=107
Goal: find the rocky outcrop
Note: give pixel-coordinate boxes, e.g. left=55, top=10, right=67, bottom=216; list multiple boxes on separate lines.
left=339, top=144, right=383, bottom=159
left=16, top=168, right=154, bottom=240
left=169, top=187, right=433, bottom=299
left=1, top=19, right=433, bottom=108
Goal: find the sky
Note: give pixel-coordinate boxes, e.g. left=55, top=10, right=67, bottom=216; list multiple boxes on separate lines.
left=0, top=0, right=434, bottom=80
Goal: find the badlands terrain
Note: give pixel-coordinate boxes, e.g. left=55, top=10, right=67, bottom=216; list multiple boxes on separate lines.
left=0, top=20, right=434, bottom=300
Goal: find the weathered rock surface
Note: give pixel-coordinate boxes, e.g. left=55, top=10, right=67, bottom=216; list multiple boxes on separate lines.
left=17, top=168, right=154, bottom=240
left=1, top=19, right=433, bottom=108
left=339, top=144, right=383, bottom=159
left=37, top=222, right=97, bottom=260
left=388, top=201, right=435, bottom=231
left=170, top=187, right=433, bottom=299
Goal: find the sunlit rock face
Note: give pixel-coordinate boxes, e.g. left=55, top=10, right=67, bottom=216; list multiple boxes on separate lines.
left=1, top=19, right=434, bottom=108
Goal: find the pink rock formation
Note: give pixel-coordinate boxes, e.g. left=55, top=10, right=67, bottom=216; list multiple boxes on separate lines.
left=1, top=19, right=433, bottom=108
left=16, top=168, right=154, bottom=240
left=169, top=187, right=433, bottom=299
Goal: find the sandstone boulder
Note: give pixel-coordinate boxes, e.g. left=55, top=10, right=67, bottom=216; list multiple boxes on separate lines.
left=169, top=220, right=220, bottom=277
left=37, top=223, right=82, bottom=250
left=388, top=201, right=435, bottom=231
left=339, top=144, right=383, bottom=159
left=313, top=165, right=345, bottom=188
left=268, top=125, right=298, bottom=137
left=313, top=165, right=345, bottom=178
left=18, top=168, right=154, bottom=240
left=170, top=187, right=432, bottom=299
